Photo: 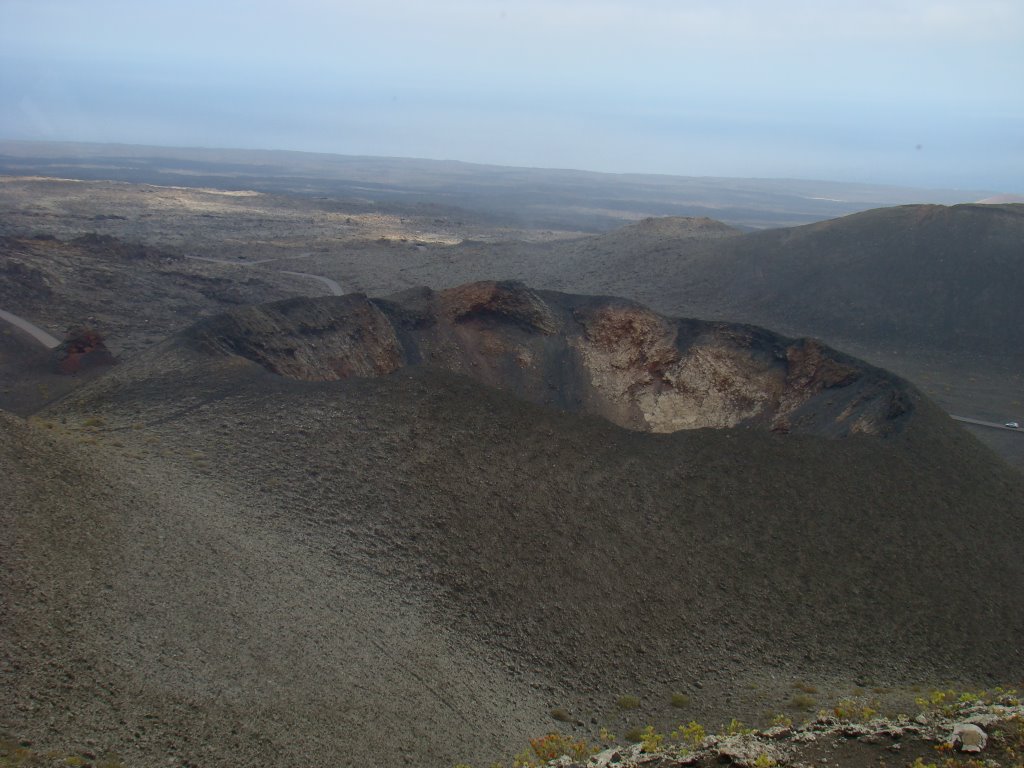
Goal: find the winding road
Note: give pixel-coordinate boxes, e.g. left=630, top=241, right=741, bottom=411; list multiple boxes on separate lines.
left=280, top=270, right=344, bottom=295
left=950, top=415, right=1021, bottom=432
left=184, top=253, right=344, bottom=296
left=0, top=308, right=60, bottom=349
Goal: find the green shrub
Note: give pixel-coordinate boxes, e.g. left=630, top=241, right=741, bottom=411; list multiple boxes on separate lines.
left=670, top=720, right=706, bottom=748
left=789, top=693, right=816, bottom=711
left=616, top=694, right=641, bottom=710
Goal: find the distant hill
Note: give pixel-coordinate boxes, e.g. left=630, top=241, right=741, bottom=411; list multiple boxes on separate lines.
left=660, top=204, right=1024, bottom=356
left=490, top=205, right=1024, bottom=362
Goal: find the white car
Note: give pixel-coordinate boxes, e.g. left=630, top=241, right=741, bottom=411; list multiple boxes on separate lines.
left=1005, top=421, right=1020, bottom=429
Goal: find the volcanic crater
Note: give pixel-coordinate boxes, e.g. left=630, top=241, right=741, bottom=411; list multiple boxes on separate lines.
left=185, top=280, right=912, bottom=437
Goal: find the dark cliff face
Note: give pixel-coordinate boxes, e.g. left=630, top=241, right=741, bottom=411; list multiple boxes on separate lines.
left=184, top=281, right=912, bottom=437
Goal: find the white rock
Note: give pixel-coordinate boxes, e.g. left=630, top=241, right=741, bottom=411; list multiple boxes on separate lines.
left=950, top=723, right=987, bottom=753
left=588, top=743, right=642, bottom=767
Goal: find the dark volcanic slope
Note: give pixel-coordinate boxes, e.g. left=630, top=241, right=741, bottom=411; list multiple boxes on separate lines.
left=0, top=233, right=312, bottom=415
left=0, top=407, right=552, bottom=768
left=0, top=234, right=307, bottom=357
left=580, top=204, right=1024, bottom=359
left=7, top=286, right=1023, bottom=767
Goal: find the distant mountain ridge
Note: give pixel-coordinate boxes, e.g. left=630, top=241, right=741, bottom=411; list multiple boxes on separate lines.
left=0, top=139, right=1001, bottom=231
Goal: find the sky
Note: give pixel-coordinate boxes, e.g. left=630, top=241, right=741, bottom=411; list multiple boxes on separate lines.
left=0, top=0, right=1022, bottom=192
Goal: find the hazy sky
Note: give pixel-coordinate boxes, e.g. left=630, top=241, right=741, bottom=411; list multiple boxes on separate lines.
left=1, top=0, right=1022, bottom=191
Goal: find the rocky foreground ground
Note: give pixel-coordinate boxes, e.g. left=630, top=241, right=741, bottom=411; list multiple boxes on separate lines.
left=3, top=691, right=1022, bottom=767
left=463, top=692, right=1024, bottom=768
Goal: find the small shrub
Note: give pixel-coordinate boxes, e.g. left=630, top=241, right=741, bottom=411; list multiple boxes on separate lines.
left=993, top=715, right=1024, bottom=762
left=670, top=692, right=690, bottom=708
left=549, top=707, right=572, bottom=723
left=623, top=726, right=644, bottom=743
left=528, top=732, right=591, bottom=762
left=724, top=718, right=753, bottom=736
left=789, top=693, right=816, bottom=711
left=792, top=681, right=818, bottom=694
left=832, top=699, right=877, bottom=721
left=752, top=754, right=777, bottom=768
left=991, top=686, right=1021, bottom=706
left=914, top=689, right=968, bottom=717
left=638, top=725, right=664, bottom=752
left=671, top=721, right=706, bottom=748
left=616, top=694, right=641, bottom=710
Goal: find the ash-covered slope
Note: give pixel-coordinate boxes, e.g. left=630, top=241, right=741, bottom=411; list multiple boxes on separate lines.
left=7, top=285, right=1024, bottom=767
left=575, top=203, right=1024, bottom=358
left=0, top=408, right=552, bottom=768
left=0, top=233, right=307, bottom=359
left=183, top=281, right=911, bottom=437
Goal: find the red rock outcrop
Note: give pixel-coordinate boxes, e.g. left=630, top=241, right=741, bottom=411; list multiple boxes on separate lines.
left=53, top=327, right=116, bottom=375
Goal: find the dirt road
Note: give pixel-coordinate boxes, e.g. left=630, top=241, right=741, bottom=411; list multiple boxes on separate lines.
left=0, top=308, right=60, bottom=349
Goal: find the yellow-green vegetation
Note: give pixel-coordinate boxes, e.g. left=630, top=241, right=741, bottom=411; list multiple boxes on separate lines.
left=789, top=692, right=816, bottom=711
left=992, top=715, right=1024, bottom=765
left=831, top=698, right=878, bottom=721
left=620, top=721, right=711, bottom=758
left=670, top=692, right=690, bottom=708
left=670, top=720, right=706, bottom=748
left=81, top=416, right=106, bottom=429
left=908, top=759, right=989, bottom=768
left=616, top=694, right=641, bottom=710
left=512, top=732, right=592, bottom=766
left=457, top=687, right=1024, bottom=768
left=636, top=725, right=663, bottom=753
left=792, top=681, right=818, bottom=694
left=915, top=687, right=1021, bottom=717
left=724, top=718, right=754, bottom=736
left=622, top=725, right=663, bottom=752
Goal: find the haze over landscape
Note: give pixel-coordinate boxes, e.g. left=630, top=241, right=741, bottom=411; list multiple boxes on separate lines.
left=2, top=3, right=1024, bottom=768
left=1, top=0, right=1023, bottom=191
